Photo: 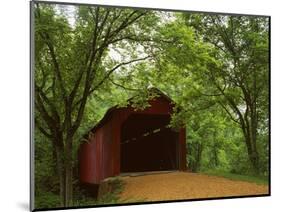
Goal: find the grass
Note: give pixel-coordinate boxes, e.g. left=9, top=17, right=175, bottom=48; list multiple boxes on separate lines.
left=96, top=178, right=124, bottom=204
left=39, top=177, right=142, bottom=208
left=74, top=177, right=127, bottom=206
left=202, top=170, right=269, bottom=185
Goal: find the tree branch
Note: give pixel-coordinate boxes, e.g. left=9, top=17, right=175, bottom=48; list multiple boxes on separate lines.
left=108, top=77, right=141, bottom=91
left=35, top=117, right=53, bottom=139
left=193, top=85, right=225, bottom=97
left=35, top=84, right=60, bottom=122
left=39, top=31, right=68, bottom=101
left=35, top=92, right=56, bottom=129
left=91, top=56, right=151, bottom=93
left=218, top=102, right=240, bottom=124
left=73, top=56, right=150, bottom=108
left=108, top=11, right=148, bottom=41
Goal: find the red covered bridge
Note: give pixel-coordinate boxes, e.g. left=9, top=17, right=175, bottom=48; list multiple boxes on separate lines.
left=78, top=89, right=186, bottom=185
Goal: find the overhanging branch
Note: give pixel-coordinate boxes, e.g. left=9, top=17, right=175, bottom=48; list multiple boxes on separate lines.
left=90, top=56, right=151, bottom=93
left=108, top=77, right=141, bottom=91
left=218, top=102, right=240, bottom=124
left=35, top=118, right=53, bottom=139
left=73, top=56, right=151, bottom=108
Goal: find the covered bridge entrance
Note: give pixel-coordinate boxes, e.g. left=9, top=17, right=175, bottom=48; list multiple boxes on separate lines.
left=79, top=89, right=186, bottom=185
left=121, top=114, right=179, bottom=172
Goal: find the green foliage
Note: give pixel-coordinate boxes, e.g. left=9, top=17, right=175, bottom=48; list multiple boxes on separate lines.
left=257, top=134, right=269, bottom=176
left=35, top=133, right=60, bottom=208
left=34, top=2, right=161, bottom=206
left=203, top=170, right=268, bottom=185
left=35, top=192, right=61, bottom=209
left=74, top=178, right=125, bottom=206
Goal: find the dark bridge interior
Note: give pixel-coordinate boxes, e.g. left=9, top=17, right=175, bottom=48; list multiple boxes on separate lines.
left=120, top=114, right=179, bottom=173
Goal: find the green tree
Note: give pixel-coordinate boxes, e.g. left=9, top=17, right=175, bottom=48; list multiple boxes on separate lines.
left=34, top=3, right=158, bottom=206
left=180, top=14, right=269, bottom=173
left=132, top=14, right=269, bottom=174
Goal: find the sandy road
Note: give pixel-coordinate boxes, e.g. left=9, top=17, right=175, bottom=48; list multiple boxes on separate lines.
left=118, top=171, right=268, bottom=202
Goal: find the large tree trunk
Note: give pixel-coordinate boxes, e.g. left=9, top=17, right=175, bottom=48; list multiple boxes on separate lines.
left=227, top=91, right=260, bottom=174
left=245, top=137, right=259, bottom=173
left=249, top=126, right=259, bottom=174
left=56, top=147, right=65, bottom=206
left=52, top=131, right=74, bottom=207
left=246, top=98, right=260, bottom=173
left=250, top=101, right=259, bottom=173
left=52, top=132, right=66, bottom=207
left=243, top=122, right=260, bottom=174
left=64, top=134, right=73, bottom=207
left=250, top=149, right=259, bottom=173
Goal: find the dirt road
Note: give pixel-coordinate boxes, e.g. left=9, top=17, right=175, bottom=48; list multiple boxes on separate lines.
left=118, top=171, right=268, bottom=202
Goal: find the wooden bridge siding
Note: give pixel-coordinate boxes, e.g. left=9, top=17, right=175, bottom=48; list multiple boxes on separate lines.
left=79, top=96, right=186, bottom=184
left=179, top=128, right=187, bottom=171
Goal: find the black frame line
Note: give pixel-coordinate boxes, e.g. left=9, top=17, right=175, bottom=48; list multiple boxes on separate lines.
left=30, top=0, right=271, bottom=211
left=268, top=16, right=271, bottom=197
